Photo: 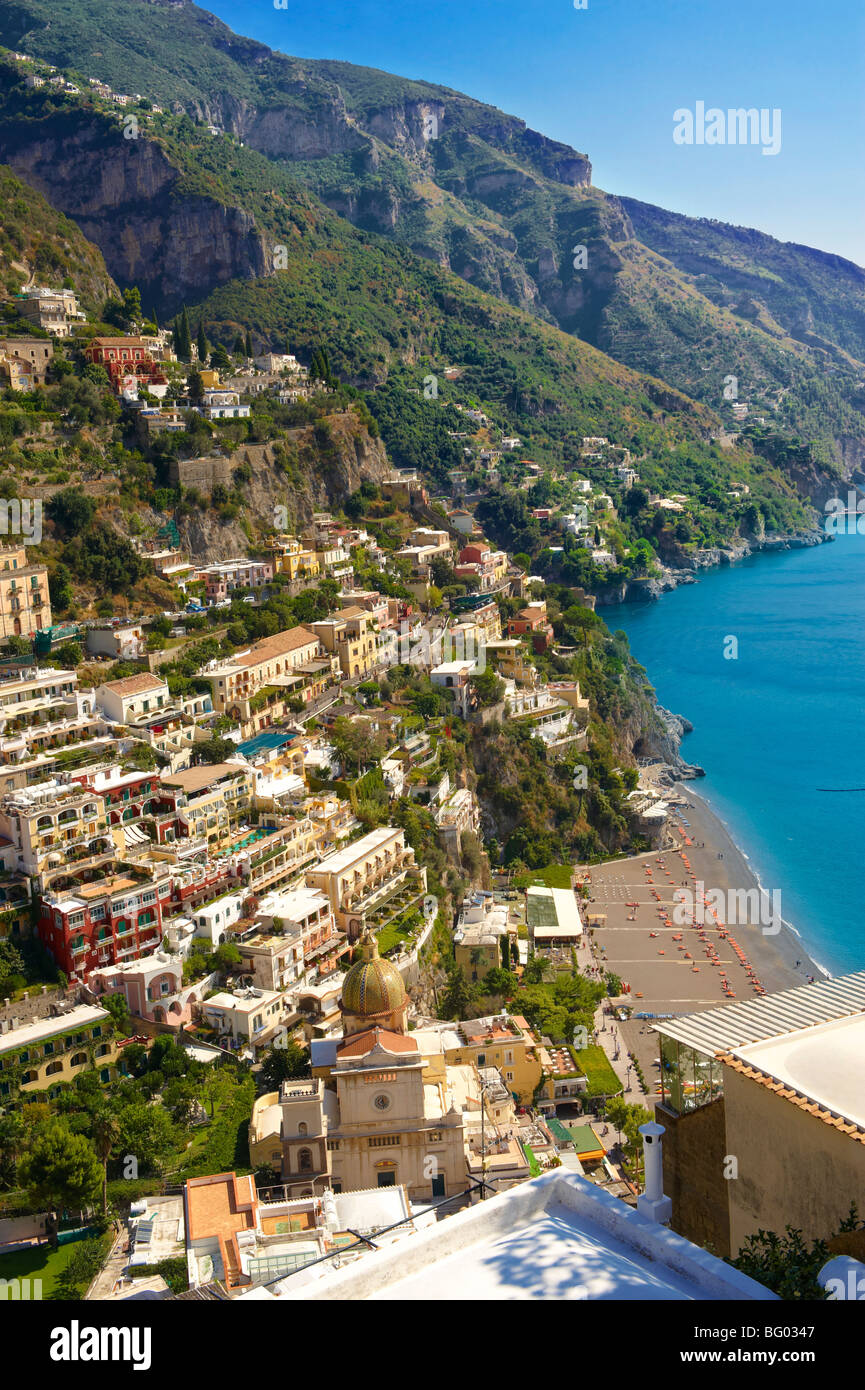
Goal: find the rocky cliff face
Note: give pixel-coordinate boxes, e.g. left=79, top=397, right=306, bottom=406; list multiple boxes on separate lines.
left=0, top=107, right=270, bottom=313
left=157, top=412, right=391, bottom=563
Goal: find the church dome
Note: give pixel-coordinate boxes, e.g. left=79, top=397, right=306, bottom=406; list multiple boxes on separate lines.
left=341, top=934, right=407, bottom=1019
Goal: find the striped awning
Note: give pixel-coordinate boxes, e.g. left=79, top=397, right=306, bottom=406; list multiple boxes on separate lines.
left=652, top=970, right=865, bottom=1056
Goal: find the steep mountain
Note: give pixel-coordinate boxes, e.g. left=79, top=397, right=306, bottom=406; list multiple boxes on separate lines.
left=1, top=0, right=862, bottom=476
left=0, top=161, right=117, bottom=311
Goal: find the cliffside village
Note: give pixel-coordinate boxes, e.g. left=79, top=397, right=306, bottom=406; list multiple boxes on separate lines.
left=2, top=264, right=857, bottom=1309
left=0, top=273, right=663, bottom=1289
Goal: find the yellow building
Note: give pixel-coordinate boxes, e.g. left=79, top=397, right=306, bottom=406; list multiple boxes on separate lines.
left=268, top=536, right=321, bottom=581
left=654, top=975, right=865, bottom=1259
left=0, top=778, right=114, bottom=891
left=310, top=608, right=380, bottom=680
left=206, top=626, right=324, bottom=719
left=455, top=926, right=502, bottom=983
left=414, top=1013, right=546, bottom=1106
left=0, top=1003, right=121, bottom=1100
left=0, top=545, right=51, bottom=639
left=304, top=825, right=427, bottom=941
left=159, top=762, right=253, bottom=850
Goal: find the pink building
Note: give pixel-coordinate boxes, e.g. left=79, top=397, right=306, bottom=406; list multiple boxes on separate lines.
left=91, top=951, right=201, bottom=1028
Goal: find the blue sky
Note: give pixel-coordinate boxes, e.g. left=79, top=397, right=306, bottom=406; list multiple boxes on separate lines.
left=207, top=0, right=864, bottom=263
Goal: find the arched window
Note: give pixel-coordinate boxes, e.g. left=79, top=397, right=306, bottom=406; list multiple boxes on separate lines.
left=70, top=1052, right=87, bottom=1068
left=297, top=1121, right=308, bottom=1137
left=298, top=1148, right=313, bottom=1173
left=46, top=1060, right=64, bottom=1076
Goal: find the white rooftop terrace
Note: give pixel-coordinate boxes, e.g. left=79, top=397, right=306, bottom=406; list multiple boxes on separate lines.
left=732, top=1011, right=865, bottom=1129
left=280, top=1170, right=777, bottom=1302
left=0, top=1003, right=109, bottom=1054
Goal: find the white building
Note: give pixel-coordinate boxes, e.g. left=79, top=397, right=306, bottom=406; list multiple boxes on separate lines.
left=201, top=987, right=285, bottom=1051
left=278, top=1168, right=778, bottom=1300
left=95, top=673, right=171, bottom=723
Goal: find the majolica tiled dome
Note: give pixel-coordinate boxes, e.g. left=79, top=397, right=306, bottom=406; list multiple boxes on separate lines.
left=341, top=934, right=407, bottom=1019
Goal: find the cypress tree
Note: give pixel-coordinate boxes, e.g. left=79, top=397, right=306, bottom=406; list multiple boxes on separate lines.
left=175, top=306, right=192, bottom=362
left=196, top=321, right=209, bottom=366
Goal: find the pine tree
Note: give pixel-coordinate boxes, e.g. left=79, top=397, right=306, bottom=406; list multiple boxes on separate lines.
left=245, top=329, right=253, bottom=358
left=196, top=321, right=209, bottom=366
left=232, top=334, right=245, bottom=357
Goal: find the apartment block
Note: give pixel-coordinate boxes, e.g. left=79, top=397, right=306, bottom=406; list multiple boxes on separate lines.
left=0, top=1002, right=119, bottom=1100
left=0, top=546, right=51, bottom=639
left=305, top=825, right=427, bottom=941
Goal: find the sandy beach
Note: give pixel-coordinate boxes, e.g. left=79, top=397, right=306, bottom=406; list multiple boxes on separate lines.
left=577, top=782, right=825, bottom=1094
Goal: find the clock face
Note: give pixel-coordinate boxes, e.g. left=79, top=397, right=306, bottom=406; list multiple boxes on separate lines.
left=373, top=1092, right=391, bottom=1112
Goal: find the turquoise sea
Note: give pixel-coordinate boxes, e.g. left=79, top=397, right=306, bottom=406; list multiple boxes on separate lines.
left=614, top=529, right=865, bottom=977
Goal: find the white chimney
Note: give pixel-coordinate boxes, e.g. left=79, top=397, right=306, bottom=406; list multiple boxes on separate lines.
left=636, top=1121, right=673, bottom=1224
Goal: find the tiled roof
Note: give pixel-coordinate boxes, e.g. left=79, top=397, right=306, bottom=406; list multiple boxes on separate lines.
left=160, top=762, right=245, bottom=794
left=719, top=1051, right=865, bottom=1144
left=234, top=625, right=319, bottom=669
left=101, top=673, right=165, bottom=697
left=337, top=1027, right=418, bottom=1058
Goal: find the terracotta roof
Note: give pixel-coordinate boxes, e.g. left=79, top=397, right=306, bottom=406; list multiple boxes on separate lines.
left=89, top=336, right=149, bottom=348
left=234, top=625, right=319, bottom=669
left=160, top=762, right=245, bottom=794
left=337, top=1027, right=418, bottom=1058
left=719, top=1052, right=865, bottom=1144
left=101, top=673, right=166, bottom=697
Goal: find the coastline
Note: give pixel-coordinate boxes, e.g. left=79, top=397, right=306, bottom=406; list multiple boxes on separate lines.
left=581, top=780, right=825, bottom=1023
left=666, top=782, right=828, bottom=988
left=594, top=527, right=831, bottom=608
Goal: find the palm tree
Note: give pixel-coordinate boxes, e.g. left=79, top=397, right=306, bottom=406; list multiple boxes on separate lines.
left=92, top=1108, right=120, bottom=1217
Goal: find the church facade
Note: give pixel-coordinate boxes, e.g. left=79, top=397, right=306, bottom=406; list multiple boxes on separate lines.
left=250, top=933, right=470, bottom=1203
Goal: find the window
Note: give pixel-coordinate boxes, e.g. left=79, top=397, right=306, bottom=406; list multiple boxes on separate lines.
left=298, top=1148, right=314, bottom=1173
left=368, top=1135, right=400, bottom=1148
left=326, top=1139, right=340, bottom=1151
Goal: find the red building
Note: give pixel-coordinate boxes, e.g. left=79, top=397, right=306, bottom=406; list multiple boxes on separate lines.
left=38, top=871, right=169, bottom=981
left=71, top=767, right=162, bottom=830
left=84, top=337, right=169, bottom=392
left=507, top=601, right=555, bottom=653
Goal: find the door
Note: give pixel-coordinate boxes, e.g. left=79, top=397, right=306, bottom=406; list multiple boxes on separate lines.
left=376, top=1171, right=396, bottom=1188
left=431, top=1174, right=446, bottom=1198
